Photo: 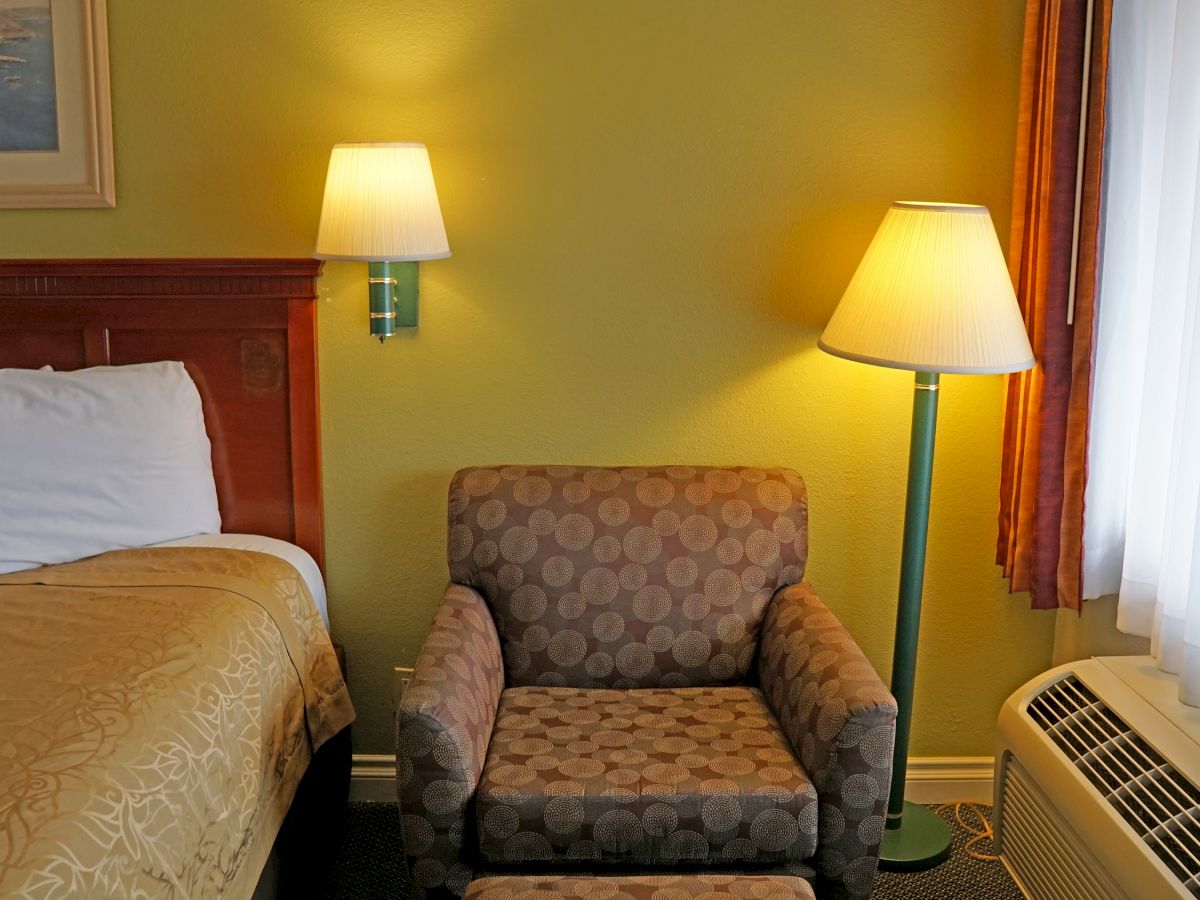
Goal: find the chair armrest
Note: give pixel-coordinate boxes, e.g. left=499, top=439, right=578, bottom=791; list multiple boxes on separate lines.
left=758, top=581, right=898, bottom=900
left=397, top=583, right=504, bottom=899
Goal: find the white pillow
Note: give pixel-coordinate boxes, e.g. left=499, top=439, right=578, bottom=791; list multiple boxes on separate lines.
left=0, top=361, right=222, bottom=574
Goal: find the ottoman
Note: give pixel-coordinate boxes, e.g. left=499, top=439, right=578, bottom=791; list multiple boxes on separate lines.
left=464, top=874, right=817, bottom=899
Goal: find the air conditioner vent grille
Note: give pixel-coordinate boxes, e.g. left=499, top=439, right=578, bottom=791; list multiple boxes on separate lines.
left=1028, top=675, right=1200, bottom=896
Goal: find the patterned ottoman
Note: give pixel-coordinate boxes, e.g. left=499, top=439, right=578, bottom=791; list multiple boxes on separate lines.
left=464, top=874, right=816, bottom=899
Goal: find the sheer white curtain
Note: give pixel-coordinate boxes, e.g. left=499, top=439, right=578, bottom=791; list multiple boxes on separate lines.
left=1083, top=0, right=1200, bottom=704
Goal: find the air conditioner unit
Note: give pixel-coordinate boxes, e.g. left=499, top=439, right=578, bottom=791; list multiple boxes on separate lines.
left=994, top=655, right=1200, bottom=899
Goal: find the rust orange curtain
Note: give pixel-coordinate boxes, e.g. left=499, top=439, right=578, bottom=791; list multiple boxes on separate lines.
left=997, top=0, right=1111, bottom=611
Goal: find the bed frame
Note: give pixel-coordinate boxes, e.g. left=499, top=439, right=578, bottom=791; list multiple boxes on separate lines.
left=0, top=258, right=347, bottom=895
left=0, top=257, right=325, bottom=571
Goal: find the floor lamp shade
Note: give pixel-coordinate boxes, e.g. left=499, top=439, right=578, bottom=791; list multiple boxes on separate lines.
left=819, top=201, right=1034, bottom=871
left=819, top=202, right=1034, bottom=374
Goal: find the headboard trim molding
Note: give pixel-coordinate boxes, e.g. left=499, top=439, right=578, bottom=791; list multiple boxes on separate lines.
left=0, top=258, right=322, bottom=299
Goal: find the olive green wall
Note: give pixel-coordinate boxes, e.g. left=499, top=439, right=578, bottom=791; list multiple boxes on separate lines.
left=0, top=0, right=1054, bottom=757
left=1053, top=595, right=1149, bottom=667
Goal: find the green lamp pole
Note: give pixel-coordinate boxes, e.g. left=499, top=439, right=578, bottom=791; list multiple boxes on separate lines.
left=880, top=370, right=952, bottom=870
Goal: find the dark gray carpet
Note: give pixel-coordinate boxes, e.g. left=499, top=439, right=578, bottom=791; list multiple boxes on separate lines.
left=874, top=804, right=1022, bottom=900
left=320, top=802, right=409, bottom=899
left=319, top=802, right=1021, bottom=899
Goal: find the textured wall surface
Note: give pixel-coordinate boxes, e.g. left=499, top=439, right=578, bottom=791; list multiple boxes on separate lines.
left=1053, top=595, right=1149, bottom=666
left=0, top=0, right=1053, bottom=756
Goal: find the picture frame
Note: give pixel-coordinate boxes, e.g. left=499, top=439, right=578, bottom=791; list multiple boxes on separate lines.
left=0, top=0, right=113, bottom=208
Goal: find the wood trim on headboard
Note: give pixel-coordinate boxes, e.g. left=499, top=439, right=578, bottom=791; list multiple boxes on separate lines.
left=0, top=258, right=327, bottom=572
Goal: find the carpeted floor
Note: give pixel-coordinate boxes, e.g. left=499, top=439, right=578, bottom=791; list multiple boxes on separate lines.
left=319, top=802, right=1022, bottom=899
left=873, top=804, right=1022, bottom=900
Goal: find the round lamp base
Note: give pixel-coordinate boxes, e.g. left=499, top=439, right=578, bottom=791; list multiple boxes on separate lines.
left=878, top=801, right=953, bottom=872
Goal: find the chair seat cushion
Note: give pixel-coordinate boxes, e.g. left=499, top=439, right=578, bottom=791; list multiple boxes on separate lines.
left=476, top=686, right=818, bottom=867
left=465, top=874, right=817, bottom=899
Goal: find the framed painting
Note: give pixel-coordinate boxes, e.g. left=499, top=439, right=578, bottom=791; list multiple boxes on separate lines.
left=0, top=0, right=112, bottom=208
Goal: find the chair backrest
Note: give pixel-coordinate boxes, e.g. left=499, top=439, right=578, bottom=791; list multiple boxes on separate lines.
left=447, top=465, right=808, bottom=688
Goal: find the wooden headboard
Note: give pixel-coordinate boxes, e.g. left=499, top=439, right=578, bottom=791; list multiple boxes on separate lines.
left=0, top=259, right=327, bottom=572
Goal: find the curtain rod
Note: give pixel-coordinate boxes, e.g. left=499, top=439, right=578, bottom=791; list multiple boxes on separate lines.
left=1066, top=0, right=1097, bottom=327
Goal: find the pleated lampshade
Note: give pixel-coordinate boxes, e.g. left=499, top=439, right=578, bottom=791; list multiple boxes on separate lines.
left=819, top=201, right=1035, bottom=374
left=314, top=143, right=451, bottom=262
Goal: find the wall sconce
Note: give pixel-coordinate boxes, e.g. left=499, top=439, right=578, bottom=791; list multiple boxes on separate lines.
left=314, top=142, right=451, bottom=341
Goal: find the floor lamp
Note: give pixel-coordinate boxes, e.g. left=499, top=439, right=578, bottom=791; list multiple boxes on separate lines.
left=818, top=201, right=1035, bottom=870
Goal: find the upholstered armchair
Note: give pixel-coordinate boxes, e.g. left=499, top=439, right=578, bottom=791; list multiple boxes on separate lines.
left=397, top=466, right=897, bottom=900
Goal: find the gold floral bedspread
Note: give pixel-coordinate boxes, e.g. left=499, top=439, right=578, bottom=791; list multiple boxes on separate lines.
left=0, top=547, right=355, bottom=900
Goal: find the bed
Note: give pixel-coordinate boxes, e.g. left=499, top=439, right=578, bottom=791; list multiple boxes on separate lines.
left=0, top=259, right=354, bottom=899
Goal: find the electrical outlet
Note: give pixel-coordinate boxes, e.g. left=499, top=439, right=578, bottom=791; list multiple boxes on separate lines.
left=393, top=665, right=415, bottom=711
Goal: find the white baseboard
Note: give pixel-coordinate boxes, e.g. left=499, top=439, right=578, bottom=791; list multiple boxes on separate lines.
left=349, top=754, right=397, bottom=802
left=902, top=756, right=995, bottom=804
left=351, top=754, right=995, bottom=805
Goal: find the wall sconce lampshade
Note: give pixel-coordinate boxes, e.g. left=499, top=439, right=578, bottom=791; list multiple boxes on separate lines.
left=818, top=201, right=1034, bottom=374
left=314, top=142, right=450, bottom=340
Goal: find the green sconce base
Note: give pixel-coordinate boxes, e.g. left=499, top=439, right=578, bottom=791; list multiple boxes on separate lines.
left=367, top=260, right=420, bottom=341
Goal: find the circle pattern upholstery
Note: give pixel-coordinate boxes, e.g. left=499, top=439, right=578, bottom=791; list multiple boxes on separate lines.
left=476, top=686, right=818, bottom=866
left=397, top=466, right=897, bottom=900
left=448, top=466, right=808, bottom=688
left=463, top=874, right=817, bottom=900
